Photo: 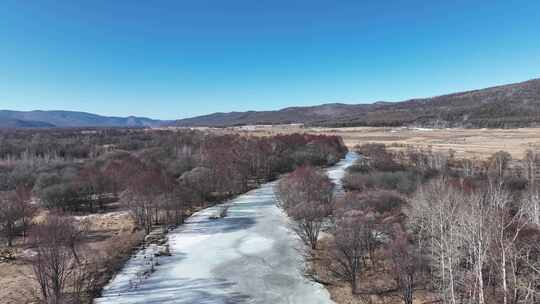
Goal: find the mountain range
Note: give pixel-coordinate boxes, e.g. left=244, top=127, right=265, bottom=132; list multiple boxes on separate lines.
left=2, top=78, right=540, bottom=129
left=177, top=78, right=540, bottom=128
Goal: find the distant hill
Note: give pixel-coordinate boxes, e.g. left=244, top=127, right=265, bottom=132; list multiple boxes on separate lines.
left=177, top=78, right=540, bottom=128
left=175, top=103, right=387, bottom=127
left=0, top=118, right=56, bottom=128
left=4, top=78, right=540, bottom=129
left=0, top=110, right=170, bottom=128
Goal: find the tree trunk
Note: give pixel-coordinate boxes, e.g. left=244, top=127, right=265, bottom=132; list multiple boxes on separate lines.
left=351, top=276, right=358, bottom=295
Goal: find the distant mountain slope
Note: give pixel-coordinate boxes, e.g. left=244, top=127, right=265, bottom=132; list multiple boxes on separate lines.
left=176, top=103, right=389, bottom=126
left=0, top=110, right=169, bottom=128
left=177, top=78, right=540, bottom=128
left=4, top=78, right=540, bottom=129
left=0, top=118, right=56, bottom=128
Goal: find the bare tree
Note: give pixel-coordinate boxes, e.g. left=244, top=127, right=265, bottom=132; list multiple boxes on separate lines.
left=123, top=167, right=167, bottom=234
left=328, top=209, right=370, bottom=294
left=409, top=174, right=540, bottom=304
left=178, top=166, right=213, bottom=204
left=461, top=158, right=478, bottom=177
left=0, top=186, right=34, bottom=247
left=387, top=227, right=423, bottom=304
left=408, top=178, right=464, bottom=304
left=29, top=214, right=84, bottom=304
left=524, top=150, right=540, bottom=226
left=14, top=185, right=36, bottom=240
left=524, top=150, right=539, bottom=190
left=276, top=166, right=334, bottom=249
left=484, top=184, right=529, bottom=304
left=0, top=191, right=22, bottom=247
left=525, top=190, right=540, bottom=226
left=488, top=151, right=512, bottom=184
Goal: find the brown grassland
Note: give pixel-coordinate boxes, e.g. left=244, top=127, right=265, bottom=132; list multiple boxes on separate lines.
left=214, top=125, right=540, bottom=160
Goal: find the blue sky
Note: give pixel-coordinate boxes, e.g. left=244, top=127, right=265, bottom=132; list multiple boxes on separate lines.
left=1, top=0, right=539, bottom=119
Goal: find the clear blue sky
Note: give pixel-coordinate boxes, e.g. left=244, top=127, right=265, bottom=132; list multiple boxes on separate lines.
left=1, top=0, right=539, bottom=119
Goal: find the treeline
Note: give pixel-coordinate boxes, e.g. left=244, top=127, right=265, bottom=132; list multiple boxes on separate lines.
left=0, top=128, right=347, bottom=304
left=0, top=128, right=346, bottom=212
left=313, top=111, right=540, bottom=129
left=278, top=143, right=540, bottom=304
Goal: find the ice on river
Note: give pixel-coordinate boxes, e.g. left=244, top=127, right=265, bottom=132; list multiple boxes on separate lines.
left=95, top=152, right=358, bottom=304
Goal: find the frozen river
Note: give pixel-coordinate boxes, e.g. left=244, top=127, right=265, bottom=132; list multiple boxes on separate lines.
left=95, top=152, right=358, bottom=304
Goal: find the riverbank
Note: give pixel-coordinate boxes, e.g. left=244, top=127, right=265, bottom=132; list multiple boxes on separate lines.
left=95, top=153, right=357, bottom=304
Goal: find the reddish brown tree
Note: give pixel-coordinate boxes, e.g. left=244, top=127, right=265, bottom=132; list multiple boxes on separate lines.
left=122, top=166, right=168, bottom=234
left=329, top=209, right=371, bottom=294
left=277, top=166, right=334, bottom=249
left=0, top=186, right=34, bottom=247
left=387, top=227, right=424, bottom=304
left=29, top=214, right=84, bottom=304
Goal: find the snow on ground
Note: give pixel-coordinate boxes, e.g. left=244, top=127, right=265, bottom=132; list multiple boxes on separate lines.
left=95, top=152, right=357, bottom=304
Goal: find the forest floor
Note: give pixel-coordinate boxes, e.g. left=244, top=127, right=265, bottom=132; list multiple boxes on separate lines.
left=310, top=237, right=439, bottom=304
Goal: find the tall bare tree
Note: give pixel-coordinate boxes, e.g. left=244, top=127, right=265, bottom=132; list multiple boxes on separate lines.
left=488, top=151, right=512, bottom=184
left=122, top=167, right=167, bottom=234
left=408, top=178, right=464, bottom=304
left=276, top=166, right=334, bottom=249
left=29, top=214, right=84, bottom=304
left=387, top=227, right=424, bottom=304
left=0, top=186, right=34, bottom=247
left=329, top=209, right=371, bottom=294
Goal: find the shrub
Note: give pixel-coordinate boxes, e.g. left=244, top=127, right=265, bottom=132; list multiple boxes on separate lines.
left=355, top=143, right=403, bottom=172
left=503, top=176, right=528, bottom=192
left=343, top=171, right=418, bottom=194
left=40, top=183, right=87, bottom=212
left=361, top=191, right=406, bottom=214
left=338, top=190, right=406, bottom=215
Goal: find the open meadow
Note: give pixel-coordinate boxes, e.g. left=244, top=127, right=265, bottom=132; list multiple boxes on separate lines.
left=216, top=125, right=540, bottom=160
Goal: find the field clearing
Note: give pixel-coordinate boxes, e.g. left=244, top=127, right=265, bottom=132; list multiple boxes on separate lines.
left=211, top=126, right=540, bottom=160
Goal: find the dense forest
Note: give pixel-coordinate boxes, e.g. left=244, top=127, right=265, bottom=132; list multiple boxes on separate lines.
left=0, top=128, right=347, bottom=303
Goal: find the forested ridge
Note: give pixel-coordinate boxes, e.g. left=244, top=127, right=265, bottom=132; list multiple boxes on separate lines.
left=176, top=78, right=540, bottom=128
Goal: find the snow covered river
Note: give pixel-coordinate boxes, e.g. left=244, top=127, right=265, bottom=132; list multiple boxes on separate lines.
left=95, top=152, right=358, bottom=304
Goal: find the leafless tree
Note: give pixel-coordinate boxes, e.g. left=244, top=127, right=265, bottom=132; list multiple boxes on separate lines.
left=484, top=184, right=529, bottom=304
left=328, top=209, right=371, bottom=294
left=178, top=166, right=213, bottom=204
left=408, top=178, right=465, bottom=304
left=276, top=166, right=334, bottom=249
left=387, top=227, right=424, bottom=304
left=524, top=150, right=539, bottom=190
left=0, top=191, right=21, bottom=247
left=461, top=158, right=478, bottom=177
left=409, top=174, right=540, bottom=304
left=28, top=214, right=84, bottom=304
left=14, top=185, right=36, bottom=240
left=123, top=167, right=167, bottom=234
left=488, top=151, right=512, bottom=184
left=0, top=186, right=34, bottom=247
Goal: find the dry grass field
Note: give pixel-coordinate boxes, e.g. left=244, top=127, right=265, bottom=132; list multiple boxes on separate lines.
left=210, top=125, right=540, bottom=160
